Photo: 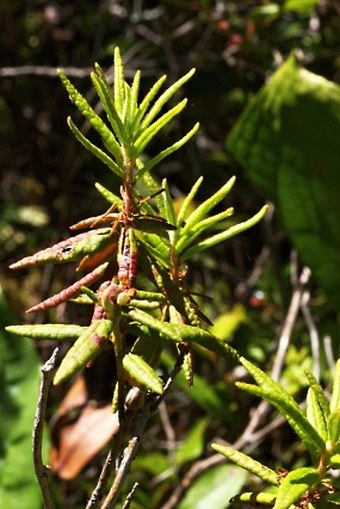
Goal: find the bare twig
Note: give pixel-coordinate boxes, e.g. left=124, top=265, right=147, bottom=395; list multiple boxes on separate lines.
left=0, top=65, right=94, bottom=78
left=100, top=436, right=140, bottom=509
left=32, top=347, right=60, bottom=509
left=271, top=266, right=311, bottom=382
left=323, top=335, right=336, bottom=371
left=85, top=438, right=119, bottom=509
left=301, top=289, right=320, bottom=380
left=122, top=482, right=139, bottom=509
left=98, top=357, right=184, bottom=508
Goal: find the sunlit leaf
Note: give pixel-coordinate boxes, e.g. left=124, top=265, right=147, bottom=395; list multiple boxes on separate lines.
left=178, top=464, right=247, bottom=509
left=273, top=467, right=319, bottom=509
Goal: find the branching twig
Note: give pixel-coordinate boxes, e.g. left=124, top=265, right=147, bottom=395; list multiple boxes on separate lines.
left=32, top=347, right=60, bottom=509
left=98, top=357, right=184, bottom=508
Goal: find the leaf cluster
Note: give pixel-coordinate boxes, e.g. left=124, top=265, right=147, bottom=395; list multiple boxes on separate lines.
left=212, top=358, right=340, bottom=509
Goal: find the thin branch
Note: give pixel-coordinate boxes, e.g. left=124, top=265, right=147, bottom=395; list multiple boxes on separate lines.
left=122, top=482, right=139, bottom=509
left=100, top=437, right=140, bottom=509
left=271, top=266, right=311, bottom=382
left=99, top=357, right=184, bottom=508
left=0, top=65, right=94, bottom=78
left=301, top=289, right=320, bottom=380
left=32, top=347, right=60, bottom=509
left=323, top=335, right=336, bottom=371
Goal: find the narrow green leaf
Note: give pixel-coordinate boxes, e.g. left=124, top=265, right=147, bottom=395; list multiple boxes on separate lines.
left=231, top=492, right=277, bottom=505
left=330, top=360, right=340, bottom=413
left=273, top=467, right=319, bottom=509
left=141, top=68, right=195, bottom=129
left=161, top=178, right=177, bottom=229
left=67, top=117, right=123, bottom=177
left=5, top=324, right=86, bottom=340
left=304, top=369, right=330, bottom=418
left=95, top=182, right=123, bottom=206
left=328, top=408, right=340, bottom=445
left=211, top=443, right=279, bottom=486
left=180, top=177, right=236, bottom=233
left=53, top=319, right=113, bottom=385
left=176, top=176, right=204, bottom=228
left=239, top=357, right=325, bottom=454
left=135, top=230, right=170, bottom=268
left=129, top=70, right=141, bottom=123
left=122, top=353, right=163, bottom=394
left=58, top=70, right=122, bottom=162
left=130, top=75, right=167, bottom=136
left=91, top=67, right=128, bottom=144
left=134, top=99, right=188, bottom=154
left=306, top=388, right=328, bottom=441
left=128, top=308, right=238, bottom=360
left=175, top=207, right=234, bottom=254
left=181, top=205, right=268, bottom=261
left=113, top=47, right=125, bottom=116
left=136, top=123, right=200, bottom=179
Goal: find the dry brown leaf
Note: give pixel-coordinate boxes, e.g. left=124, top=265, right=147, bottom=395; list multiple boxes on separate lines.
left=50, top=403, right=119, bottom=480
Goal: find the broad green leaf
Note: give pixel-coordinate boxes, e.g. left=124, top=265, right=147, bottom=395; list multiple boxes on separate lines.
left=228, top=54, right=340, bottom=306
left=53, top=319, right=112, bottom=385
left=330, top=360, right=340, bottom=414
left=178, top=464, right=247, bottom=509
left=133, top=452, right=170, bottom=477
left=211, top=443, right=279, bottom=486
left=238, top=357, right=325, bottom=456
left=306, top=388, right=328, bottom=441
left=122, top=353, right=163, bottom=394
left=175, top=418, right=209, bottom=466
left=211, top=304, right=247, bottom=341
left=5, top=324, right=86, bottom=340
left=273, top=467, right=319, bottom=509
left=0, top=289, right=42, bottom=509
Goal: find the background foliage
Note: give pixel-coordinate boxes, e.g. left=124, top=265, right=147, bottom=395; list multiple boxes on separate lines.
left=1, top=1, right=340, bottom=508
